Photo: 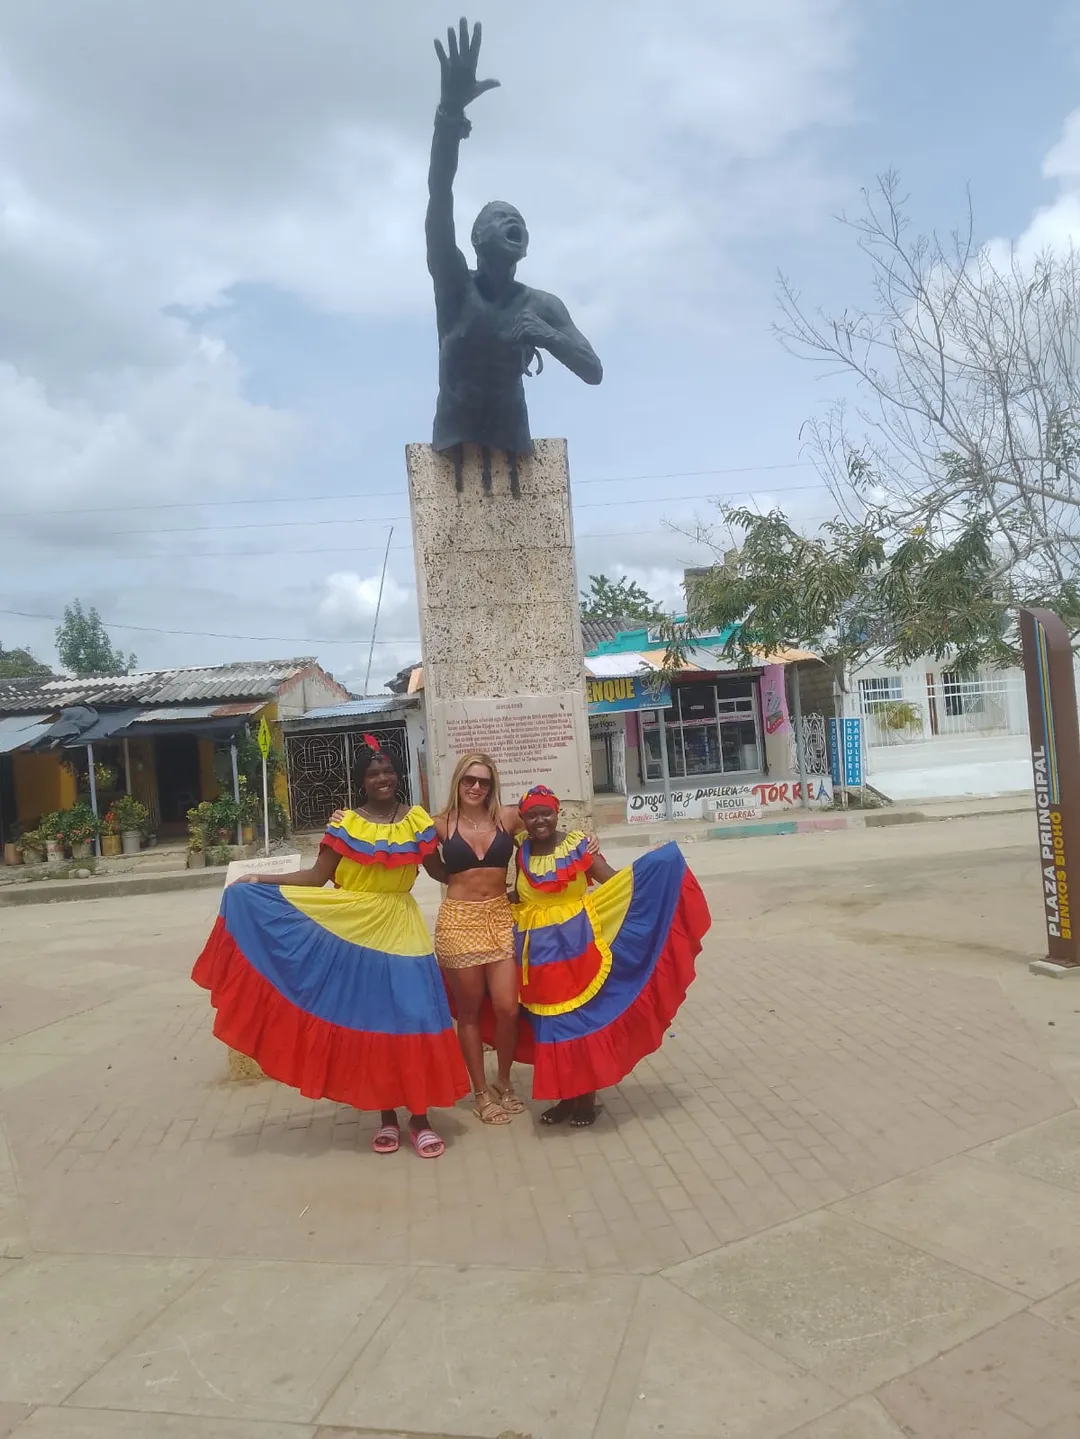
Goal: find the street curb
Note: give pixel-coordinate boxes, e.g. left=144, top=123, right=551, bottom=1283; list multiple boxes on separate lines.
left=608, top=800, right=1035, bottom=849
left=0, top=869, right=224, bottom=907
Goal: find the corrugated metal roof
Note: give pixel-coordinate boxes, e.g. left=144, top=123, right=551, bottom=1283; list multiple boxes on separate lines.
left=299, top=697, right=403, bottom=721
left=0, top=659, right=318, bottom=714
left=130, top=702, right=265, bottom=724
left=0, top=714, right=53, bottom=754
left=585, top=654, right=653, bottom=678
left=581, top=618, right=651, bottom=651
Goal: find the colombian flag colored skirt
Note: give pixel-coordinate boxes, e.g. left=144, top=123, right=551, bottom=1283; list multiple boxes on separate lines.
left=192, top=883, right=470, bottom=1114
left=471, top=842, right=710, bottom=1101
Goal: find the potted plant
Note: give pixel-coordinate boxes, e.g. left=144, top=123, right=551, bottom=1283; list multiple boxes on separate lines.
left=93, top=760, right=120, bottom=792
left=876, top=700, right=923, bottom=739
left=211, top=796, right=240, bottom=846
left=65, top=802, right=100, bottom=860
left=3, top=824, right=22, bottom=866
left=237, top=778, right=260, bottom=846
left=186, top=801, right=214, bottom=869
left=40, top=812, right=66, bottom=863
left=15, top=828, right=45, bottom=865
left=112, top=795, right=149, bottom=854
left=100, top=807, right=122, bottom=857
left=206, top=842, right=232, bottom=867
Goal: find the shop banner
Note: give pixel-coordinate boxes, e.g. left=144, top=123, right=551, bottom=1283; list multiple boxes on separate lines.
left=587, top=675, right=671, bottom=715
left=626, top=777, right=833, bottom=824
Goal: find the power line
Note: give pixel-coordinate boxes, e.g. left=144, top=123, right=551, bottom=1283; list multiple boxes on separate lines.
left=0, top=463, right=820, bottom=521
left=8, top=519, right=734, bottom=563
left=0, top=605, right=421, bottom=648
left=5, top=482, right=829, bottom=540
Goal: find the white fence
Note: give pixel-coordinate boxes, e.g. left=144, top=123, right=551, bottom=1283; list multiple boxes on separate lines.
left=855, top=672, right=1030, bottom=749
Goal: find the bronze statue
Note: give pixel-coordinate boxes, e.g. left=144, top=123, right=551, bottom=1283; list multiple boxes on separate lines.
left=427, top=18, right=603, bottom=495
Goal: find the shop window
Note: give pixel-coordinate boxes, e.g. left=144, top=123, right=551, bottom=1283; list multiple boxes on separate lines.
left=640, top=678, right=761, bottom=781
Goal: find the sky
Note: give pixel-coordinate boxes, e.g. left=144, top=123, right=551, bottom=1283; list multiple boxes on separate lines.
left=1, top=0, right=1078, bottom=692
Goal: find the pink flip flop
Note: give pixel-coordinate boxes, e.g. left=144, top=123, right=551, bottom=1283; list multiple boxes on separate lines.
left=409, top=1127, right=445, bottom=1159
left=371, top=1124, right=400, bottom=1155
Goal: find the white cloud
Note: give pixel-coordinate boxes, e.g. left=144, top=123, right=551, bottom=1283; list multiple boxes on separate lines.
left=994, top=107, right=1080, bottom=261
left=317, top=571, right=412, bottom=633
left=0, top=0, right=856, bottom=670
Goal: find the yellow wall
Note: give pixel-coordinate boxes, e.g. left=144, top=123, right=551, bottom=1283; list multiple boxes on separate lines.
left=262, top=703, right=291, bottom=818
left=13, top=754, right=77, bottom=822
left=198, top=740, right=221, bottom=801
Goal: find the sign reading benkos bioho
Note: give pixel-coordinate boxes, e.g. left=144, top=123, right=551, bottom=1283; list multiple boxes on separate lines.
left=586, top=675, right=671, bottom=715
left=438, top=693, right=585, bottom=802
left=1020, top=609, right=1080, bottom=966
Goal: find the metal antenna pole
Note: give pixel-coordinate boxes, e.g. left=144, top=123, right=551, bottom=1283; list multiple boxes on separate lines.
left=363, top=526, right=394, bottom=696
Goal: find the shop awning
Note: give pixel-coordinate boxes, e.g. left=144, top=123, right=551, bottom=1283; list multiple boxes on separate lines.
left=0, top=713, right=53, bottom=754
left=120, top=702, right=264, bottom=740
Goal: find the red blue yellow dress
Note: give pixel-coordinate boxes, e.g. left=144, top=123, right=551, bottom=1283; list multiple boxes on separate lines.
left=511, top=835, right=711, bottom=1100
left=192, top=807, right=470, bottom=1114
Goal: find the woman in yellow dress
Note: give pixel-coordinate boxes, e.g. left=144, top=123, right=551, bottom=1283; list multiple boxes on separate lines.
left=192, top=740, right=469, bottom=1158
left=510, top=786, right=711, bottom=1126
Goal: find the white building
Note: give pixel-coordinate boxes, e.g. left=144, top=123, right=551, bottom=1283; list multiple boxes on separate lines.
left=849, top=656, right=1037, bottom=801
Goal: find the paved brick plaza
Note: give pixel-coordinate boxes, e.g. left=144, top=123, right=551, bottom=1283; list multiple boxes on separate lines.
left=3, top=814, right=1080, bottom=1437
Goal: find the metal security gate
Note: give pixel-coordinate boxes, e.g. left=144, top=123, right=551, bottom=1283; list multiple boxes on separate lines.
left=284, top=723, right=410, bottom=832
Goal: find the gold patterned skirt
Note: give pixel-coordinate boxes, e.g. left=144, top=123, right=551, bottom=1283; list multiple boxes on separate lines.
left=434, top=895, right=515, bottom=970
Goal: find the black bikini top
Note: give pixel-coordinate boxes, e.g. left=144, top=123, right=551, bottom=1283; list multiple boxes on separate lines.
left=443, top=820, right=515, bottom=876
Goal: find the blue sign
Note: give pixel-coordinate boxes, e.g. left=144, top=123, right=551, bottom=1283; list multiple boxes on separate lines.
left=828, top=717, right=864, bottom=787
left=587, top=674, right=671, bottom=714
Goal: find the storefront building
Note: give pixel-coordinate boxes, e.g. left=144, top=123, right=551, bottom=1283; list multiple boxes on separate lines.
left=585, top=629, right=834, bottom=822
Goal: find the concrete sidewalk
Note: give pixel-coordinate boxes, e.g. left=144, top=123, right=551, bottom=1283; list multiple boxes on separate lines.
left=1, top=812, right=1079, bottom=1436
left=0, top=791, right=1037, bottom=908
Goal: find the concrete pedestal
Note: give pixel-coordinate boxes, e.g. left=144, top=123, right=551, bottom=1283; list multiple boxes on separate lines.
left=407, top=440, right=592, bottom=828
left=227, top=1050, right=265, bottom=1082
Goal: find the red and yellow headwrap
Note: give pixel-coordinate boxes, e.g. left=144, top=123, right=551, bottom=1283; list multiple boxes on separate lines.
left=519, top=785, right=560, bottom=816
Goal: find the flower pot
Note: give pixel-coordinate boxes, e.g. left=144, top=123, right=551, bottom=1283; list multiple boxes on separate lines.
left=46, top=840, right=64, bottom=864
left=3, top=843, right=22, bottom=866
left=187, top=850, right=206, bottom=869
left=101, top=834, right=122, bottom=858
left=21, top=849, right=44, bottom=867
left=121, top=831, right=141, bottom=855
left=70, top=841, right=91, bottom=860
left=241, top=826, right=255, bottom=846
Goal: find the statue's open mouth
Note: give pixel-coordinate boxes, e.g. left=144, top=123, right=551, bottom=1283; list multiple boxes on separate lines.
left=505, top=224, right=524, bottom=246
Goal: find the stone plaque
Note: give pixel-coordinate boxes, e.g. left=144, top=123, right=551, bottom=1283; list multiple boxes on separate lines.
left=432, top=693, right=586, bottom=806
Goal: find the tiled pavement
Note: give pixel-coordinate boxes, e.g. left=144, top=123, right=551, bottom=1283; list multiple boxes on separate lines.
left=2, top=821, right=1080, bottom=1436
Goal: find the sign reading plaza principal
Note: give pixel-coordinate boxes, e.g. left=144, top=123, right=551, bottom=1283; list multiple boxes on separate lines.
left=1020, top=608, right=1080, bottom=967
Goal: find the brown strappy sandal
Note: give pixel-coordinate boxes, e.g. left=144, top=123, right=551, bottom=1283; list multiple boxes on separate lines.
left=473, top=1090, right=512, bottom=1125
left=490, top=1080, right=525, bottom=1115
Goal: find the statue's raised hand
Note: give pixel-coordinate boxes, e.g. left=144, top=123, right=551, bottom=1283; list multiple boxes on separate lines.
left=434, top=17, right=500, bottom=116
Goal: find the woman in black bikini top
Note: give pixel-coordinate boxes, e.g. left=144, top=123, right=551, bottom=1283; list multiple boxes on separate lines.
left=442, top=821, right=515, bottom=875
left=432, top=752, right=526, bottom=1127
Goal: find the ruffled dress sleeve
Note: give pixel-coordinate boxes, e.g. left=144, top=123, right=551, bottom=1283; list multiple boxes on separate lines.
left=321, top=806, right=439, bottom=868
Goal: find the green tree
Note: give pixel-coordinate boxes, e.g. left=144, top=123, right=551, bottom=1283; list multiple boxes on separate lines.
left=664, top=505, right=1019, bottom=678
left=0, top=644, right=52, bottom=679
left=54, top=601, right=136, bottom=678
left=580, top=573, right=664, bottom=622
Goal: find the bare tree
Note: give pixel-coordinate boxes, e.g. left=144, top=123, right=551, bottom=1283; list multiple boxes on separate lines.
left=778, top=173, right=1080, bottom=627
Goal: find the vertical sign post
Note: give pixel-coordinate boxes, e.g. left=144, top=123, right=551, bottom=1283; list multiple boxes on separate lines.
left=256, top=716, right=273, bottom=859
left=1020, top=609, right=1080, bottom=968
left=828, top=717, right=863, bottom=791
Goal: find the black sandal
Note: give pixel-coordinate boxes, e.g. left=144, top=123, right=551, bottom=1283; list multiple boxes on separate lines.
left=570, top=1097, right=599, bottom=1127
left=540, top=1099, right=575, bottom=1126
